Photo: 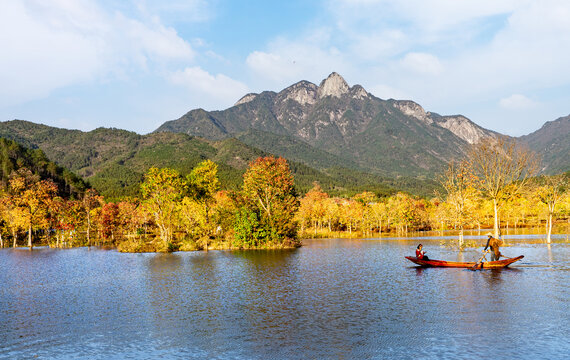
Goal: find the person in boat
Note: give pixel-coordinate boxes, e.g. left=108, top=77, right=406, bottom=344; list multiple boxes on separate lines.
left=416, top=244, right=429, bottom=260
left=484, top=233, right=502, bottom=261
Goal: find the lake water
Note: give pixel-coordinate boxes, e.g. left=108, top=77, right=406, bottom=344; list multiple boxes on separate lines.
left=1, top=236, right=569, bottom=359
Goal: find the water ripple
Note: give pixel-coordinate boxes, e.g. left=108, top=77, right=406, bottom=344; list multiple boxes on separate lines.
left=1, top=239, right=569, bottom=359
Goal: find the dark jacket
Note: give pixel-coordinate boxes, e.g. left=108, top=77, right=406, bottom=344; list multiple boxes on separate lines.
left=485, top=236, right=502, bottom=259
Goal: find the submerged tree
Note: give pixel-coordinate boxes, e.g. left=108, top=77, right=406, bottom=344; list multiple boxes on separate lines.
left=83, top=189, right=103, bottom=247
left=9, top=168, right=58, bottom=250
left=468, top=137, right=538, bottom=238
left=439, top=160, right=478, bottom=247
left=534, top=174, right=568, bottom=243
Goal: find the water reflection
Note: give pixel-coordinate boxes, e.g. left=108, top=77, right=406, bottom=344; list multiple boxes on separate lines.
left=1, top=238, right=569, bottom=359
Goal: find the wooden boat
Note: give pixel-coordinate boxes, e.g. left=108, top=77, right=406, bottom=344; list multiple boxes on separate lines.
left=405, top=255, right=524, bottom=269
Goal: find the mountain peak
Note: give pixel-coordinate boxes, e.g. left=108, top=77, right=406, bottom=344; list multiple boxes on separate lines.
left=278, top=80, right=318, bottom=105
left=317, top=72, right=349, bottom=98
left=392, top=100, right=432, bottom=124
left=235, top=93, right=258, bottom=106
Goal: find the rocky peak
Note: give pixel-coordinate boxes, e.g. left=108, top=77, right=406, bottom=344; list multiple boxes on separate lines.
left=392, top=100, right=433, bottom=124
left=317, top=72, right=349, bottom=98
left=434, top=115, right=493, bottom=144
left=235, top=93, right=258, bottom=106
left=351, top=85, right=369, bottom=100
left=278, top=80, right=318, bottom=106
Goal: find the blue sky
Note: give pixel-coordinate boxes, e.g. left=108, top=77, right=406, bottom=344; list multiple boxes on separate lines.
left=1, top=0, right=570, bottom=136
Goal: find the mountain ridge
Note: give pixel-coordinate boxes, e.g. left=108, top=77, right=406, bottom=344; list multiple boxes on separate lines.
left=519, top=114, right=570, bottom=173
left=156, top=72, right=497, bottom=176
left=0, top=119, right=440, bottom=198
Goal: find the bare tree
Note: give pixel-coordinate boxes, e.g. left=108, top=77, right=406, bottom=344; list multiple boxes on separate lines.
left=468, top=137, right=539, bottom=238
left=439, top=160, right=479, bottom=248
left=535, top=174, right=568, bottom=243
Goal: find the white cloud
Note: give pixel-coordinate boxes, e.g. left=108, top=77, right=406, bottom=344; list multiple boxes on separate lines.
left=0, top=0, right=194, bottom=107
left=245, top=31, right=350, bottom=89
left=367, top=84, right=409, bottom=100
left=133, top=0, right=213, bottom=23
left=400, top=53, right=443, bottom=76
left=169, top=67, right=249, bottom=108
left=499, top=94, right=537, bottom=110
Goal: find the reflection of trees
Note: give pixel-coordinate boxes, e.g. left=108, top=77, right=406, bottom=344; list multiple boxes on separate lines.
left=233, top=249, right=308, bottom=355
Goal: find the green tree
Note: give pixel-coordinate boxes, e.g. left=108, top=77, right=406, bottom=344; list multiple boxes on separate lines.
left=186, top=160, right=220, bottom=250
left=141, top=167, right=185, bottom=249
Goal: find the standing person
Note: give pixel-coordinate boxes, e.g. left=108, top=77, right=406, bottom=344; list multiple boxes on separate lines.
left=484, top=233, right=502, bottom=261
left=416, top=244, right=429, bottom=260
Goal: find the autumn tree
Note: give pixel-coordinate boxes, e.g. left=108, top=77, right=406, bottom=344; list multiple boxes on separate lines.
left=83, top=189, right=103, bottom=247
left=0, top=191, right=26, bottom=247
left=534, top=174, right=568, bottom=243
left=97, top=202, right=121, bottom=242
left=186, top=160, right=220, bottom=250
left=117, top=200, right=146, bottom=239
left=297, top=182, right=329, bottom=235
left=9, top=168, right=58, bottom=250
left=468, top=137, right=538, bottom=238
left=48, top=197, right=72, bottom=247
left=369, top=201, right=387, bottom=234
left=141, top=167, right=185, bottom=249
left=439, top=160, right=479, bottom=247
left=0, top=190, right=8, bottom=247
left=237, top=156, right=299, bottom=247
left=209, top=190, right=237, bottom=237
left=353, top=192, right=376, bottom=236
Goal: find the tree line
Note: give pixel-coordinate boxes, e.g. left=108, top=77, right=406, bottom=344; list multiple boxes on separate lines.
left=0, top=157, right=299, bottom=251
left=0, top=138, right=568, bottom=251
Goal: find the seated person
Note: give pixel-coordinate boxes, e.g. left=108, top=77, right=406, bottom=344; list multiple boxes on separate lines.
left=416, top=244, right=429, bottom=260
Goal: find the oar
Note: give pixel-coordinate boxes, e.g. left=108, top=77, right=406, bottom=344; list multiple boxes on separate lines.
left=471, top=249, right=490, bottom=271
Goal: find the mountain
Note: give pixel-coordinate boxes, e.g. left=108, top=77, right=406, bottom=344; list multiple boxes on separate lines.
left=519, top=114, right=570, bottom=173
left=156, top=72, right=497, bottom=177
left=0, top=137, right=87, bottom=198
left=0, top=120, right=438, bottom=198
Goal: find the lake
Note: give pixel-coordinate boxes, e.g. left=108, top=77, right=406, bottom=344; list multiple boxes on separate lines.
left=1, top=235, right=569, bottom=359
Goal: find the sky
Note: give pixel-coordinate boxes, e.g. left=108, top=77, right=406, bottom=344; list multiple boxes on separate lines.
left=1, top=0, right=570, bottom=136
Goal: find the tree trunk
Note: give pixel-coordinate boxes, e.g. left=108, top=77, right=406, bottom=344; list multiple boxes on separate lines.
left=0, top=232, right=3, bottom=248
left=28, top=222, right=33, bottom=251
left=87, top=211, right=91, bottom=247
left=493, top=199, right=499, bottom=238
left=13, top=229, right=17, bottom=248
left=546, top=212, right=553, bottom=244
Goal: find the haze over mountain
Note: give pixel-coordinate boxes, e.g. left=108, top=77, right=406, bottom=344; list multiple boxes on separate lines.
left=156, top=72, right=498, bottom=177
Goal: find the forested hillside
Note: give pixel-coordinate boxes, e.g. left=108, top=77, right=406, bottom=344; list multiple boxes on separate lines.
left=0, top=137, right=87, bottom=198
left=0, top=121, right=438, bottom=198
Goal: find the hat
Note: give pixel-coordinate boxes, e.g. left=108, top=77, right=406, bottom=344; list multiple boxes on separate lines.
left=485, top=232, right=493, bottom=236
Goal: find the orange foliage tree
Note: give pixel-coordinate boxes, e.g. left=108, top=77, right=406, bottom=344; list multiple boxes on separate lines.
left=236, top=156, right=299, bottom=247
left=9, top=168, right=58, bottom=250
